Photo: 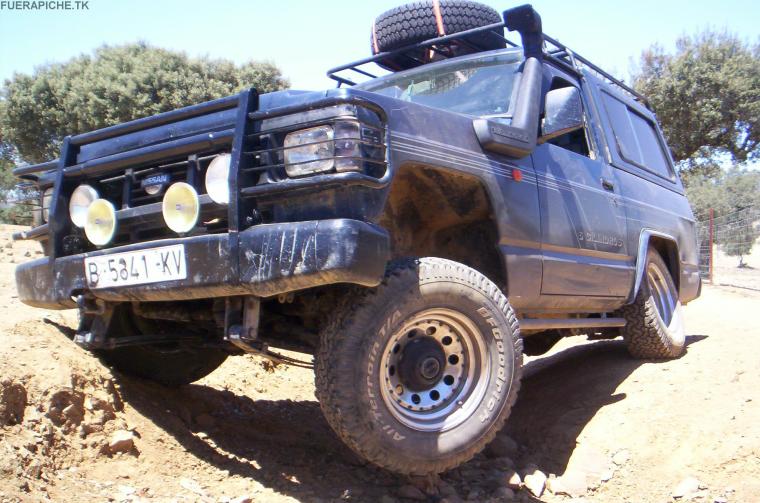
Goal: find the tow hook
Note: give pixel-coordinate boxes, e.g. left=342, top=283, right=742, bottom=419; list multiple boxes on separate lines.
left=74, top=295, right=115, bottom=350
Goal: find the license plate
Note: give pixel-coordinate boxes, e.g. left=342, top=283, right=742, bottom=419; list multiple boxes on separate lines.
left=84, top=245, right=187, bottom=289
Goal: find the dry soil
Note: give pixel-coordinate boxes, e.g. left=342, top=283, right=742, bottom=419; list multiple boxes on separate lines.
left=0, top=224, right=758, bottom=503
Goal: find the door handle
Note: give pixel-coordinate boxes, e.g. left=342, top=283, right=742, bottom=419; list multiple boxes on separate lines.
left=601, top=178, right=615, bottom=191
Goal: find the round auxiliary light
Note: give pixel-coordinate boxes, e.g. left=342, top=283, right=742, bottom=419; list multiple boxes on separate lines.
left=205, top=153, right=231, bottom=205
left=69, top=184, right=99, bottom=228
left=162, top=182, right=199, bottom=233
left=84, top=199, right=117, bottom=246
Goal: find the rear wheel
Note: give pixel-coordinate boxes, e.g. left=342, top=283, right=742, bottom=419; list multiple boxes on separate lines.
left=98, top=305, right=228, bottom=387
left=315, top=258, right=522, bottom=475
left=621, top=249, right=686, bottom=359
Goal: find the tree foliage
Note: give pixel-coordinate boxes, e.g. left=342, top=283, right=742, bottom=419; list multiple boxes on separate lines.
left=633, top=31, right=760, bottom=177
left=687, top=168, right=760, bottom=265
left=0, top=139, right=32, bottom=225
left=1, top=43, right=289, bottom=163
left=687, top=168, right=760, bottom=219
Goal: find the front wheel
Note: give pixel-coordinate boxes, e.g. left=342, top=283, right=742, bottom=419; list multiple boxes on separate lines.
left=315, top=258, right=522, bottom=475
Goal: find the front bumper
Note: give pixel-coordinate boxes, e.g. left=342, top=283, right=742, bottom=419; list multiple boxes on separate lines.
left=15, top=219, right=390, bottom=309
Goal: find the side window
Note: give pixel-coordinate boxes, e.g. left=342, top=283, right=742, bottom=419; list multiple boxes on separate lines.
left=601, top=91, right=673, bottom=179
left=546, top=78, right=591, bottom=158
left=548, top=128, right=590, bottom=157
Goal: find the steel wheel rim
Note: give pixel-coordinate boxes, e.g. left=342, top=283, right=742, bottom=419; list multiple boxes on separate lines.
left=647, top=262, right=676, bottom=326
left=378, top=308, right=490, bottom=432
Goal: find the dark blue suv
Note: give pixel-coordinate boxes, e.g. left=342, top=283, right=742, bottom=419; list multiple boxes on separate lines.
left=13, top=1, right=700, bottom=475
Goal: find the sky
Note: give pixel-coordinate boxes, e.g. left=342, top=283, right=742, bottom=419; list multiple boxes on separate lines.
left=0, top=0, right=758, bottom=91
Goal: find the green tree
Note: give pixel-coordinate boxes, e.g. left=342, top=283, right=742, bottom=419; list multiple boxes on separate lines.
left=0, top=140, right=33, bottom=225
left=633, top=31, right=760, bottom=179
left=685, top=173, right=732, bottom=221
left=721, top=169, right=760, bottom=266
left=721, top=214, right=759, bottom=268
left=1, top=43, right=289, bottom=163
left=688, top=168, right=760, bottom=267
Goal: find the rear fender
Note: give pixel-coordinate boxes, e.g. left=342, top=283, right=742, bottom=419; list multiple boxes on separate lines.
left=628, top=230, right=680, bottom=304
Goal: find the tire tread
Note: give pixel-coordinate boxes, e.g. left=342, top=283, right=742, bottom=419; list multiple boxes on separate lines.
left=315, top=257, right=522, bottom=475
left=620, top=251, right=683, bottom=359
left=372, top=1, right=503, bottom=53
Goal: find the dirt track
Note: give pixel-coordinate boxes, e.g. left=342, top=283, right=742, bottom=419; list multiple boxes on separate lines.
left=1, top=224, right=759, bottom=503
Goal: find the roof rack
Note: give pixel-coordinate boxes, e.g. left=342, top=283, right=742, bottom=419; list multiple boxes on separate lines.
left=326, top=18, right=650, bottom=109
left=542, top=34, right=650, bottom=108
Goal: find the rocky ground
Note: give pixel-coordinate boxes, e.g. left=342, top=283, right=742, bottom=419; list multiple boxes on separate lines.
left=0, top=223, right=758, bottom=503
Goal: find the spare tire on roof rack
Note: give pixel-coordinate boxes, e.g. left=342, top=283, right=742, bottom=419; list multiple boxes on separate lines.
left=371, top=0, right=505, bottom=72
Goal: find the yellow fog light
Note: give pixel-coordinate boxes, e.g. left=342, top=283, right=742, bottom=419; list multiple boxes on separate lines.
left=162, top=182, right=199, bottom=233
left=84, top=199, right=117, bottom=246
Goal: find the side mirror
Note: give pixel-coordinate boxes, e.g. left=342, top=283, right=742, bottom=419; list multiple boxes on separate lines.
left=473, top=5, right=545, bottom=159
left=540, top=87, right=583, bottom=142
left=473, top=57, right=542, bottom=158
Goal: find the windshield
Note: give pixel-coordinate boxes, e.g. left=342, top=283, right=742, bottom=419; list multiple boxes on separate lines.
left=357, top=50, right=522, bottom=119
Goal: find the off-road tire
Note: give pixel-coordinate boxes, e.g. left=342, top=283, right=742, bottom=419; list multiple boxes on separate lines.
left=371, top=1, right=504, bottom=70
left=98, top=306, right=228, bottom=387
left=620, top=249, right=686, bottom=359
left=315, top=258, right=522, bottom=475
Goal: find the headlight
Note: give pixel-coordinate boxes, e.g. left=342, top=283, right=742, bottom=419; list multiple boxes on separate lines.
left=162, top=182, right=199, bottom=233
left=284, top=125, right=334, bottom=177
left=69, top=184, right=99, bottom=228
left=205, top=153, right=231, bottom=204
left=84, top=199, right=117, bottom=246
left=41, top=187, right=54, bottom=222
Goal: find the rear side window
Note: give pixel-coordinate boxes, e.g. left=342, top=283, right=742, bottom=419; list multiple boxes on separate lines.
left=601, top=91, right=673, bottom=179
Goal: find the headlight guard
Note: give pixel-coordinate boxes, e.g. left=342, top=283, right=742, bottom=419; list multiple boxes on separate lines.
left=283, top=125, right=335, bottom=177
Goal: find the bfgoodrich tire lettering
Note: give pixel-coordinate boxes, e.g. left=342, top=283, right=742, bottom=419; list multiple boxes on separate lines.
left=621, top=249, right=686, bottom=359
left=315, top=258, right=522, bottom=475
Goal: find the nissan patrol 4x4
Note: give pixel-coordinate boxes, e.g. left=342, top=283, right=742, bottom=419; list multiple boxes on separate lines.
left=13, top=1, right=701, bottom=475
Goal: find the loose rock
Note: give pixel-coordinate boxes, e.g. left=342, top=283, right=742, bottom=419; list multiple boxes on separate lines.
left=612, top=449, right=630, bottom=466
left=180, top=477, right=206, bottom=496
left=486, top=435, right=519, bottom=458
left=45, top=388, right=85, bottom=427
left=504, top=470, right=522, bottom=490
left=565, top=446, right=610, bottom=490
left=493, top=486, right=515, bottom=500
left=0, top=379, right=27, bottom=425
left=62, top=403, right=84, bottom=425
left=600, top=468, right=615, bottom=482
left=672, top=477, right=702, bottom=499
left=108, top=430, right=135, bottom=454
left=437, top=480, right=459, bottom=497
left=547, top=470, right=587, bottom=498
left=493, top=456, right=516, bottom=470
left=522, top=468, right=547, bottom=498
